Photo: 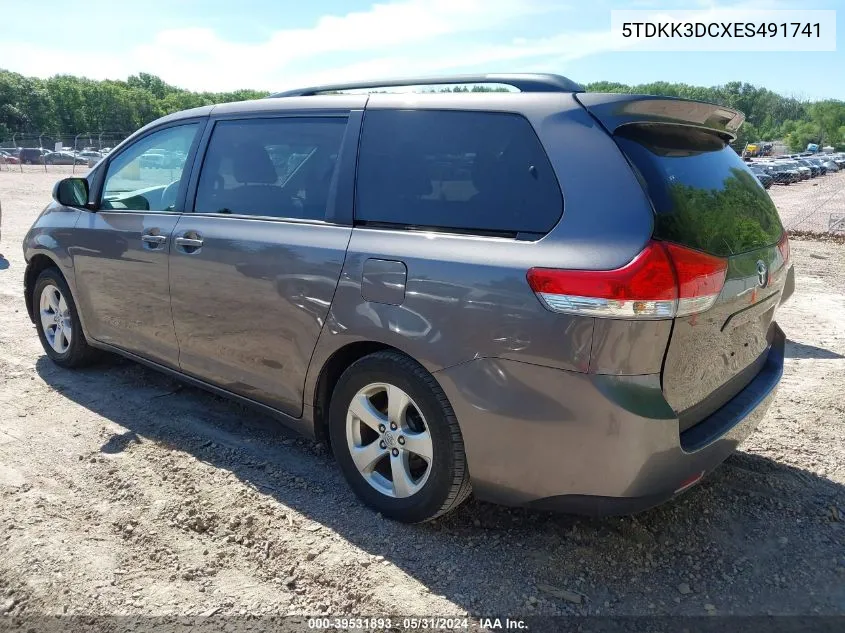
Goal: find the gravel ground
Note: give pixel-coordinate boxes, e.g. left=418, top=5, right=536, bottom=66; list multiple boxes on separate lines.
left=767, top=168, right=845, bottom=233
left=0, top=167, right=844, bottom=621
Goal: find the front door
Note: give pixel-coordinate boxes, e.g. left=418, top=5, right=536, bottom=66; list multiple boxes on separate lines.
left=168, top=115, right=355, bottom=416
left=70, top=121, right=203, bottom=368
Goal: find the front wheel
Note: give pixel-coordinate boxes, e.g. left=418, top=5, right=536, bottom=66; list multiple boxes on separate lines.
left=33, top=268, right=99, bottom=368
left=328, top=351, right=471, bottom=523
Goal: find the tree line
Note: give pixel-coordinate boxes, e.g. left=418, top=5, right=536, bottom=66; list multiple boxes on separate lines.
left=0, top=71, right=265, bottom=142
left=1, top=69, right=844, bottom=152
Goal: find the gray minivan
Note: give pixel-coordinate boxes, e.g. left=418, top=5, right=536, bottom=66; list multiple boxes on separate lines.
left=23, top=74, right=794, bottom=523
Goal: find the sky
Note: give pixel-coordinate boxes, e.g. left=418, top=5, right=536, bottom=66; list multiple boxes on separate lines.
left=0, top=0, right=842, bottom=99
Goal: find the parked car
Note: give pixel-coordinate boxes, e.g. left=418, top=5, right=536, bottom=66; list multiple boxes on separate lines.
left=138, top=152, right=168, bottom=168
left=771, top=164, right=798, bottom=184
left=797, top=158, right=822, bottom=177
left=44, top=151, right=88, bottom=165
left=829, top=153, right=845, bottom=168
left=77, top=150, right=103, bottom=160
left=139, top=149, right=185, bottom=169
left=748, top=164, right=773, bottom=188
left=22, top=74, right=794, bottom=522
left=19, top=147, right=53, bottom=164
left=791, top=160, right=816, bottom=178
left=0, top=150, right=20, bottom=165
left=822, top=160, right=839, bottom=172
left=814, top=157, right=831, bottom=173
left=758, top=161, right=798, bottom=184
left=777, top=160, right=810, bottom=180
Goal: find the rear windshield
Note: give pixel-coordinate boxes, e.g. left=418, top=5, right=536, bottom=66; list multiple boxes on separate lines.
left=615, top=124, right=783, bottom=257
left=356, top=110, right=562, bottom=236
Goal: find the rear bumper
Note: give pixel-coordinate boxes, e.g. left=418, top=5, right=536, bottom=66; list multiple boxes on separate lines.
left=434, top=324, right=785, bottom=515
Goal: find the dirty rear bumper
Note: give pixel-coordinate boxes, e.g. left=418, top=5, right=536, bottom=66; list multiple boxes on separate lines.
left=434, top=324, right=785, bottom=515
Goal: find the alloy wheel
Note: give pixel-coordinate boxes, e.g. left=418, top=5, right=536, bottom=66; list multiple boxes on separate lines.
left=39, top=284, right=72, bottom=354
left=345, top=382, right=433, bottom=498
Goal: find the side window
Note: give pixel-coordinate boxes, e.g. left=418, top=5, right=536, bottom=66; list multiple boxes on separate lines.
left=101, top=123, right=199, bottom=212
left=355, top=110, right=562, bottom=235
left=194, top=117, right=347, bottom=220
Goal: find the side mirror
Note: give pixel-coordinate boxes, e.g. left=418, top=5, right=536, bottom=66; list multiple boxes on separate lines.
left=53, top=177, right=90, bottom=208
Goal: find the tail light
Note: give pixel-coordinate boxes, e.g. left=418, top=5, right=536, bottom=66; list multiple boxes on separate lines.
left=526, top=241, right=727, bottom=319
left=777, top=232, right=790, bottom=267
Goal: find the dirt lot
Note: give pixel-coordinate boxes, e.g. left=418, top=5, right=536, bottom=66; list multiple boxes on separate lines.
left=767, top=167, right=845, bottom=233
left=0, top=167, right=844, bottom=621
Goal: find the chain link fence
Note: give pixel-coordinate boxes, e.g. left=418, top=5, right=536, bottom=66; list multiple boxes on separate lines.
left=0, top=132, right=129, bottom=173
left=767, top=165, right=845, bottom=235
left=1, top=132, right=129, bottom=152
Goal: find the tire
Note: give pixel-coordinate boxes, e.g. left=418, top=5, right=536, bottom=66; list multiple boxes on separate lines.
left=328, top=351, right=471, bottom=523
left=32, top=268, right=99, bottom=368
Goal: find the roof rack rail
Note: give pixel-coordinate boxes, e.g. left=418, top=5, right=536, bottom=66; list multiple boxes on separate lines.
left=268, top=73, right=584, bottom=98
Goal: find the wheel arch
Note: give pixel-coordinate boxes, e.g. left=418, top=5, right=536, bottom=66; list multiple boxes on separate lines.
left=24, top=253, right=64, bottom=323
left=312, top=340, right=408, bottom=446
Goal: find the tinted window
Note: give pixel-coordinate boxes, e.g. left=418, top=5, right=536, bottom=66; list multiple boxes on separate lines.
left=102, top=123, right=199, bottom=212
left=616, top=124, right=783, bottom=257
left=194, top=118, right=346, bottom=220
left=356, top=110, right=562, bottom=235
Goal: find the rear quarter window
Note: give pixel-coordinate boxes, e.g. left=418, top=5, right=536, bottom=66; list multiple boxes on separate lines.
left=615, top=124, right=783, bottom=257
left=355, top=110, right=562, bottom=236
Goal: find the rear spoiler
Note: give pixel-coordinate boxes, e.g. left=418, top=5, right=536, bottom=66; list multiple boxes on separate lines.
left=575, top=93, right=744, bottom=141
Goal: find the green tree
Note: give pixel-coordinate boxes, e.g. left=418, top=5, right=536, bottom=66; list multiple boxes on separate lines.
left=809, top=100, right=845, bottom=146
left=734, top=121, right=759, bottom=152
left=785, top=120, right=822, bottom=152
left=0, top=68, right=836, bottom=150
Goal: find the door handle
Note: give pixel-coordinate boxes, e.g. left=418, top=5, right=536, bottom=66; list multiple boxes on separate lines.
left=141, top=234, right=167, bottom=246
left=175, top=236, right=204, bottom=249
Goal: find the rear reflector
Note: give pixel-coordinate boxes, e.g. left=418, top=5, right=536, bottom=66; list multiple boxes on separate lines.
left=674, top=470, right=705, bottom=494
left=527, top=240, right=727, bottom=319
left=777, top=232, right=790, bottom=267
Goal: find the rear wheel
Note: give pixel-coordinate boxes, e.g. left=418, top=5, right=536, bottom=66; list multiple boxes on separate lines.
left=33, top=268, right=98, bottom=368
left=329, top=351, right=471, bottom=523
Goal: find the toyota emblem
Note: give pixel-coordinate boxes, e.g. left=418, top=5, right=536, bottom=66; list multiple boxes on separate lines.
left=756, top=260, right=768, bottom=288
